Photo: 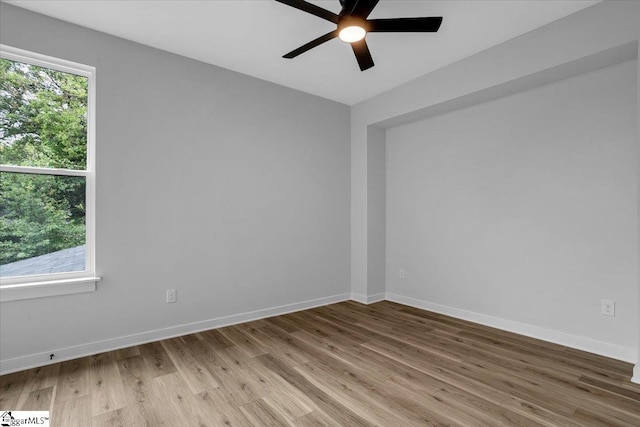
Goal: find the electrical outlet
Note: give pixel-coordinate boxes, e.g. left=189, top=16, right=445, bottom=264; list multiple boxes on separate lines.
left=601, top=299, right=614, bottom=316
left=399, top=269, right=405, bottom=279
left=166, top=289, right=177, bottom=303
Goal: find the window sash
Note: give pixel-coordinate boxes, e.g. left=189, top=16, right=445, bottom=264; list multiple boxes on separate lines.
left=0, top=44, right=97, bottom=288
left=0, top=165, right=90, bottom=176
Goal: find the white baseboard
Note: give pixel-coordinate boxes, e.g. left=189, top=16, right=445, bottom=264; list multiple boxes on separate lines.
left=385, top=292, right=637, bottom=364
left=351, top=292, right=385, bottom=304
left=0, top=292, right=351, bottom=375
left=632, top=365, right=640, bottom=384
left=2, top=291, right=635, bottom=375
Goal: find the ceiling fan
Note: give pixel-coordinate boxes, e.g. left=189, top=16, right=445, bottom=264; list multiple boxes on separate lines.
left=275, top=0, right=443, bottom=71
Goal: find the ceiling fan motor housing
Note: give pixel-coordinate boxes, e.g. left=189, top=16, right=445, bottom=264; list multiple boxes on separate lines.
left=339, top=0, right=357, bottom=10
left=338, top=15, right=368, bottom=32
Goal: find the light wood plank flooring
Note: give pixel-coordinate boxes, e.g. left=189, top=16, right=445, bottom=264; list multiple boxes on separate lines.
left=1, top=301, right=639, bottom=426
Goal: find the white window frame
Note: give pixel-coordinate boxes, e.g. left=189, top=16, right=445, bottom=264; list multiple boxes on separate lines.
left=0, top=45, right=100, bottom=301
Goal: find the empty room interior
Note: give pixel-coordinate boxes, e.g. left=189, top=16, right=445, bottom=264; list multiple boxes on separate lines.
left=1, top=0, right=640, bottom=425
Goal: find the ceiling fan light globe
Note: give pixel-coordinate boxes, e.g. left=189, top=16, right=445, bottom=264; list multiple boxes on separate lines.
left=339, top=26, right=366, bottom=43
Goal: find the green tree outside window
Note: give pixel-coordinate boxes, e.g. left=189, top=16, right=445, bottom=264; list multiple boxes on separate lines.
left=1, top=58, right=88, bottom=266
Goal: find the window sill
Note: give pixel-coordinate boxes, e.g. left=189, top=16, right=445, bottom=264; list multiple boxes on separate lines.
left=0, top=276, right=101, bottom=302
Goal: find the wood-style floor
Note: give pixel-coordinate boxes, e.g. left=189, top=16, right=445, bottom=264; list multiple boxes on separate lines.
left=1, top=301, right=639, bottom=426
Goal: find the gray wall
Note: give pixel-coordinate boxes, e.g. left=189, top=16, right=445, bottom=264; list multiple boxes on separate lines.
left=386, top=60, right=638, bottom=350
left=351, top=1, right=640, bottom=365
left=365, top=127, right=386, bottom=301
left=0, top=4, right=350, bottom=365
left=635, top=38, right=640, bottom=382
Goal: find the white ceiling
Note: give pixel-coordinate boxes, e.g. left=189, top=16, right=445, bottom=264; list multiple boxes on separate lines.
left=5, top=0, right=599, bottom=105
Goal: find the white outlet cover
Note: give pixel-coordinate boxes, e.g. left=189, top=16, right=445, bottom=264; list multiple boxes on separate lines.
left=166, top=289, right=177, bottom=303
left=601, top=299, right=615, bottom=316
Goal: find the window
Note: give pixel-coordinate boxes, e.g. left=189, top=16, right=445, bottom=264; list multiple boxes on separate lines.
left=0, top=45, right=98, bottom=301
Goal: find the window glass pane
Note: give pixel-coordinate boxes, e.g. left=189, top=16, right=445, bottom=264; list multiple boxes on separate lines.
left=0, top=58, right=88, bottom=170
left=0, top=172, right=86, bottom=277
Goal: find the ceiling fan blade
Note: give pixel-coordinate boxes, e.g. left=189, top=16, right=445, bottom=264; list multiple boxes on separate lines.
left=275, top=0, right=339, bottom=24
left=349, top=0, right=380, bottom=18
left=351, top=39, right=374, bottom=71
left=283, top=30, right=339, bottom=59
left=368, top=17, right=443, bottom=32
